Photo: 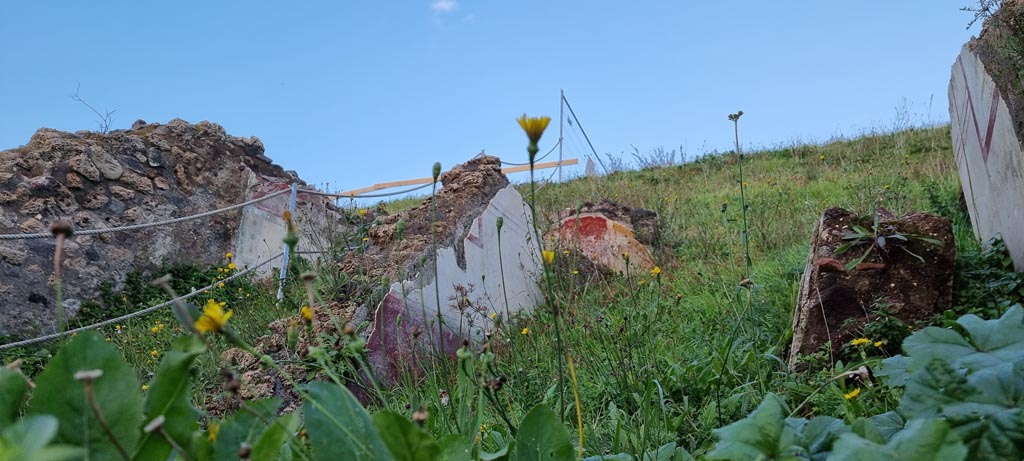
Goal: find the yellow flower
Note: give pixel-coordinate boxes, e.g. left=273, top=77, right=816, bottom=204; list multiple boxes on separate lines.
left=217, top=267, right=224, bottom=274
left=874, top=340, right=884, bottom=348
left=141, top=384, right=149, bottom=391
left=850, top=338, right=870, bottom=347
left=362, top=237, right=369, bottom=242
left=225, top=252, right=233, bottom=259
left=359, top=208, right=368, bottom=217
left=819, top=154, right=825, bottom=161
left=227, top=262, right=236, bottom=270
left=207, top=421, right=221, bottom=443
left=150, top=326, right=159, bottom=333
left=105, top=337, right=111, bottom=342
left=571, top=270, right=579, bottom=275
left=843, top=388, right=861, bottom=400
left=150, top=350, right=159, bottom=358
left=517, top=114, right=551, bottom=145
left=194, top=299, right=232, bottom=334
left=218, top=282, right=225, bottom=288
left=883, top=184, right=891, bottom=190
left=301, top=305, right=313, bottom=322
left=742, top=181, right=749, bottom=187
left=489, top=312, right=497, bottom=320
left=521, top=327, right=530, bottom=336
left=542, top=250, right=555, bottom=266
left=650, top=266, right=662, bottom=277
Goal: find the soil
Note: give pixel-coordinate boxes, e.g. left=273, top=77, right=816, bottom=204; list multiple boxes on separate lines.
left=788, top=208, right=956, bottom=370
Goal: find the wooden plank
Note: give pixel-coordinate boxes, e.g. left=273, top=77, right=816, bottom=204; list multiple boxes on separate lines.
left=500, top=158, right=578, bottom=175
left=337, top=158, right=578, bottom=196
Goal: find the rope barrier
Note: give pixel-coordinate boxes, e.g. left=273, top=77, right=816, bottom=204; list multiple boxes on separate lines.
left=0, top=252, right=284, bottom=350
left=299, top=181, right=435, bottom=200
left=500, top=140, right=560, bottom=166
left=0, top=188, right=291, bottom=240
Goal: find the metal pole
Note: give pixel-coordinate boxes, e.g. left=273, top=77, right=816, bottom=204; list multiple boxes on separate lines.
left=277, top=182, right=299, bottom=302
left=559, top=89, right=564, bottom=183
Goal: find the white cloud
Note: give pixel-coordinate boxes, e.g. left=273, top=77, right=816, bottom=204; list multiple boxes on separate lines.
left=431, top=0, right=457, bottom=13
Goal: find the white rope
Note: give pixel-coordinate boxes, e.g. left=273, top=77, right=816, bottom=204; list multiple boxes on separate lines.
left=299, top=181, right=435, bottom=200
left=0, top=252, right=284, bottom=350
left=0, top=188, right=291, bottom=240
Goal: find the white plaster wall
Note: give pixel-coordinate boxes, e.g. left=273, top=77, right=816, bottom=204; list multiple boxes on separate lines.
left=949, top=44, right=1024, bottom=269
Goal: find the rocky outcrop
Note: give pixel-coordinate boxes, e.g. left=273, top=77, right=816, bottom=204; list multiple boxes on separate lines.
left=545, top=200, right=659, bottom=275
left=0, top=119, right=333, bottom=339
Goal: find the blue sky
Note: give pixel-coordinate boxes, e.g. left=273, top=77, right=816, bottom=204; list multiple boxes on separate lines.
left=0, top=2, right=978, bottom=192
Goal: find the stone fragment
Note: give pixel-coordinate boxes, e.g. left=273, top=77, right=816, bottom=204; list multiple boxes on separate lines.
left=82, top=189, right=110, bottom=209
left=68, top=154, right=101, bottom=181
left=153, top=177, right=170, bottom=190
left=19, top=218, right=44, bottom=233
left=89, top=146, right=123, bottom=180
left=0, top=243, right=28, bottom=265
left=788, top=208, right=955, bottom=370
left=123, top=206, right=143, bottom=222
left=146, top=148, right=163, bottom=167
left=19, top=198, right=48, bottom=215
left=109, top=185, right=135, bottom=201
left=119, top=170, right=153, bottom=193
left=65, top=172, right=84, bottom=189
left=545, top=200, right=658, bottom=275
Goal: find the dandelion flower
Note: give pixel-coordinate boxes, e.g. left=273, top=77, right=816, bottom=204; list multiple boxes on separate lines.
left=489, top=312, right=497, bottom=320
left=521, top=327, right=530, bottom=336
left=850, top=338, right=870, bottom=347
left=141, top=384, right=149, bottom=391
left=194, top=299, right=232, bottom=334
left=227, top=262, right=236, bottom=270
left=542, top=250, right=555, bottom=266
left=301, top=305, right=313, bottom=322
left=843, top=388, right=861, bottom=400
left=150, top=350, right=159, bottom=358
left=226, top=252, right=233, bottom=259
left=819, top=154, right=825, bottom=161
left=207, top=421, right=221, bottom=442
left=650, top=266, right=662, bottom=277
left=359, top=208, right=368, bottom=217
left=516, top=115, right=551, bottom=146
left=874, top=340, right=884, bottom=348
left=150, top=326, right=159, bottom=333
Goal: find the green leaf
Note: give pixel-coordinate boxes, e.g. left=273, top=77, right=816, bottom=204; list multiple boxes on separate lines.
left=512, top=404, right=574, bottom=461
left=829, top=419, right=967, bottom=461
left=642, top=442, right=694, bottom=461
left=133, top=335, right=206, bottom=461
left=372, top=410, right=441, bottom=461
left=877, top=355, right=911, bottom=387
left=798, top=416, right=849, bottom=459
left=903, top=306, right=1024, bottom=373
left=706, top=394, right=802, bottom=461
left=583, top=455, right=632, bottom=461
left=304, top=381, right=394, bottom=460
left=849, top=418, right=884, bottom=445
left=212, top=398, right=281, bottom=461
left=437, top=434, right=472, bottom=461
left=29, top=331, right=144, bottom=461
left=251, top=411, right=300, bottom=461
left=868, top=412, right=904, bottom=441
left=0, top=368, right=28, bottom=429
left=5, top=414, right=60, bottom=453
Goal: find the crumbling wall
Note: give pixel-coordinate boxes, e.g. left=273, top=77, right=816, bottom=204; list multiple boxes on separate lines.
left=0, top=119, right=339, bottom=338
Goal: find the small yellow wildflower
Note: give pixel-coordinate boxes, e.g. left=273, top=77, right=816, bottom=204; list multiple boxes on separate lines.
left=217, top=267, right=224, bottom=274
left=850, top=338, right=871, bottom=347
left=105, top=337, right=111, bottom=342
left=622, top=252, right=630, bottom=262
left=874, top=340, right=884, bottom=348
left=516, top=115, right=552, bottom=145
left=225, top=252, right=233, bottom=259
left=521, top=327, right=530, bottom=336
left=542, top=250, right=555, bottom=266
left=843, top=388, right=861, bottom=400
left=571, top=270, right=579, bottom=275
left=218, top=282, right=225, bottom=288
left=742, top=181, right=748, bottom=187
left=207, top=421, right=221, bottom=443
left=141, top=384, right=149, bottom=391
left=489, top=312, right=497, bottom=320
left=819, top=154, right=825, bottom=161
left=883, top=184, right=891, bottom=190
left=301, top=305, right=313, bottom=322
left=150, top=350, right=158, bottom=358
left=650, top=266, right=662, bottom=277
left=194, top=299, right=232, bottom=334
left=227, top=262, right=236, bottom=270
left=362, top=237, right=369, bottom=242
left=359, top=208, right=368, bottom=217
left=150, top=326, right=159, bottom=333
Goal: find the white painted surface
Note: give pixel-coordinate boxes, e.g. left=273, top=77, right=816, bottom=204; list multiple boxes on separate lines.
left=949, top=44, right=1024, bottom=269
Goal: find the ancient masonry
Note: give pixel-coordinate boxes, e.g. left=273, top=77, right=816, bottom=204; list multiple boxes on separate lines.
left=0, top=119, right=338, bottom=339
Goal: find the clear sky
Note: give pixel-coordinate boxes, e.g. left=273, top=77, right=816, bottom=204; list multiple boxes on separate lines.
left=0, top=2, right=979, bottom=192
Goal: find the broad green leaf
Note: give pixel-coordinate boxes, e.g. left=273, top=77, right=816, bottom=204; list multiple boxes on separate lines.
left=29, top=331, right=144, bottom=461
left=830, top=419, right=967, bottom=461
left=0, top=368, right=28, bottom=429
left=642, top=442, right=695, bottom=461
left=799, top=416, right=849, bottom=459
left=583, top=455, right=632, bottom=461
left=901, top=359, right=1024, bottom=460
left=868, top=412, right=904, bottom=441
left=372, top=410, right=441, bottom=461
left=706, top=394, right=802, bottom=461
left=903, top=306, right=1024, bottom=372
left=251, top=411, right=300, bottom=461
left=877, top=355, right=911, bottom=387
left=212, top=398, right=281, bottom=461
left=304, top=382, right=394, bottom=461
left=134, top=334, right=206, bottom=461
left=5, top=414, right=60, bottom=453
left=512, top=404, right=574, bottom=461
left=437, top=434, right=472, bottom=461
left=849, top=418, right=884, bottom=445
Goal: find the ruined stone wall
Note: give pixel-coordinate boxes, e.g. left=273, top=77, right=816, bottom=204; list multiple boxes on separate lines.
left=0, top=119, right=339, bottom=338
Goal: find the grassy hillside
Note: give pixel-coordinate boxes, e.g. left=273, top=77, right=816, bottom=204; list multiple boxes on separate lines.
left=8, top=124, right=1014, bottom=459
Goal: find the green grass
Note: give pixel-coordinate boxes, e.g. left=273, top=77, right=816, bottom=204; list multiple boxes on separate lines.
left=3, top=124, right=995, bottom=457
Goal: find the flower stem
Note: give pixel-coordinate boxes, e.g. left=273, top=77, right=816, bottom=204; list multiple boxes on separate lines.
left=83, top=381, right=131, bottom=461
